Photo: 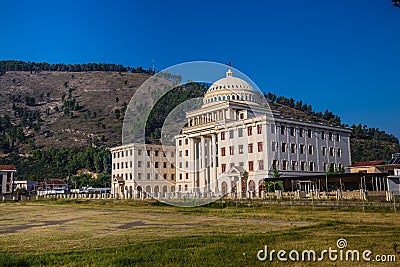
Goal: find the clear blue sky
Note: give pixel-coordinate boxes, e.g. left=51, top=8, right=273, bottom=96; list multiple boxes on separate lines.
left=1, top=0, right=399, bottom=138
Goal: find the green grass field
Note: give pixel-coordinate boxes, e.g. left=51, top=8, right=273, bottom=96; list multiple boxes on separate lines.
left=0, top=199, right=399, bottom=266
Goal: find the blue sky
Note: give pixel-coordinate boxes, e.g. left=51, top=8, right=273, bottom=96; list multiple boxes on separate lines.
left=1, top=0, right=400, bottom=138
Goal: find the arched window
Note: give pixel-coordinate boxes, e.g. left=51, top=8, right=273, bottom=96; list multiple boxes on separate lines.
left=223, top=96, right=226, bottom=100
left=218, top=96, right=221, bottom=100
left=227, top=96, right=230, bottom=100
left=232, top=95, right=235, bottom=100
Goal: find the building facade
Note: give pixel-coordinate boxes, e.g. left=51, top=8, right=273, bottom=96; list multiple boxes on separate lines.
left=111, top=143, right=176, bottom=198
left=111, top=68, right=352, bottom=199
left=0, top=165, right=16, bottom=195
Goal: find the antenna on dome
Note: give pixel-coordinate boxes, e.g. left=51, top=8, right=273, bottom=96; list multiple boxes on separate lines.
left=226, top=62, right=233, bottom=77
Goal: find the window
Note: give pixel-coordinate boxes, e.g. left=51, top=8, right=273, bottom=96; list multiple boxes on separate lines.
left=308, top=129, right=312, bottom=138
left=239, top=162, right=244, bottom=167
left=186, top=173, right=189, bottom=179
left=147, top=150, right=151, bottom=156
left=247, top=126, right=253, bottom=136
left=329, top=147, right=334, bottom=157
left=163, top=152, right=166, bottom=157
left=308, top=145, right=313, bottom=155
left=155, top=174, right=159, bottom=180
left=238, top=128, right=243, bottom=137
left=163, top=174, right=167, bottom=180
left=299, top=128, right=304, bottom=137
left=280, top=126, right=285, bottom=135
left=300, top=161, right=306, bottom=171
left=309, top=162, right=315, bottom=172
left=179, top=162, right=182, bottom=168
left=221, top=131, right=225, bottom=140
left=171, top=152, right=175, bottom=157
left=229, top=130, right=234, bottom=139
left=239, top=113, right=244, bottom=120
left=338, top=163, right=343, bottom=170
left=138, top=161, right=142, bottom=168
left=117, top=163, right=119, bottom=169
left=171, top=163, right=174, bottom=168
left=239, top=145, right=244, bottom=154
left=258, top=142, right=263, bottom=152
left=179, top=140, right=182, bottom=146
left=248, top=143, right=253, bottom=153
left=163, top=162, right=167, bottom=168
left=290, top=143, right=296, bottom=153
left=130, top=150, right=133, bottom=156
left=337, top=148, right=342, bottom=157
left=147, top=161, right=150, bottom=168
left=155, top=162, right=159, bottom=168
left=171, top=174, right=175, bottom=180
left=122, top=151, right=124, bottom=157
left=336, top=134, right=340, bottom=142
left=185, top=161, right=188, bottom=168
left=179, top=151, right=182, bottom=157
left=289, top=127, right=295, bottom=136
left=329, top=132, right=333, bottom=141
left=258, top=160, right=264, bottom=170
left=185, top=138, right=188, bottom=145
left=121, top=163, right=124, bottom=169
left=185, top=150, right=188, bottom=156
left=138, top=149, right=142, bottom=156
left=272, top=160, right=278, bottom=169
left=113, top=153, right=116, bottom=159
left=222, top=164, right=226, bottom=172
left=322, top=147, right=327, bottom=156
left=229, top=146, right=234, bottom=155
left=179, top=174, right=183, bottom=180
left=271, top=125, right=275, bottom=134
left=117, top=152, right=120, bottom=158
left=300, top=144, right=305, bottom=154
left=257, top=124, right=262, bottom=134
left=179, top=185, right=182, bottom=191
left=221, top=147, right=226, bottom=156
left=282, top=160, right=287, bottom=171
left=281, top=142, right=287, bottom=153
left=321, top=131, right=325, bottom=140
left=113, top=163, right=115, bottom=170
left=155, top=150, right=159, bottom=157
left=291, top=161, right=297, bottom=171
left=323, top=162, right=327, bottom=172
left=248, top=161, right=254, bottom=171
left=269, top=141, right=276, bottom=152
left=147, top=173, right=151, bottom=180
left=130, top=161, right=133, bottom=168
left=185, top=185, right=188, bottom=191
left=138, top=173, right=142, bottom=180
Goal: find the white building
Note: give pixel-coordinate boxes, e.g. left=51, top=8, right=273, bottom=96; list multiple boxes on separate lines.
left=111, top=143, right=176, bottom=198
left=111, top=68, right=352, bottom=199
left=0, top=165, right=16, bottom=195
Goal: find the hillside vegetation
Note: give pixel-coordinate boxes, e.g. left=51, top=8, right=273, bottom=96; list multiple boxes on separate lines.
left=0, top=60, right=398, bottom=181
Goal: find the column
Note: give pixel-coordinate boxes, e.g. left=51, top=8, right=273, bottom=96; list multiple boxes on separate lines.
left=189, top=137, right=195, bottom=192
left=211, top=134, right=218, bottom=193
left=200, top=137, right=206, bottom=194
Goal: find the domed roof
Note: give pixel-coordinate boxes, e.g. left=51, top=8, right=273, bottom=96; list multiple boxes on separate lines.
left=203, top=68, right=257, bottom=104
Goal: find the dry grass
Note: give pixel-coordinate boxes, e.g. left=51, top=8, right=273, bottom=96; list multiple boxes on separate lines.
left=0, top=200, right=399, bottom=266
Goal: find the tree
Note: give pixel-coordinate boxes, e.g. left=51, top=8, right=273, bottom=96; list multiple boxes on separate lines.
left=392, top=0, right=400, bottom=8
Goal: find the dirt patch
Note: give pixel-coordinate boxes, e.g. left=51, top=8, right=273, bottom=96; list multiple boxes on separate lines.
left=0, top=218, right=76, bottom=233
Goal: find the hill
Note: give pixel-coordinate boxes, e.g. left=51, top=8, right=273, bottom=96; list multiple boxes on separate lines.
left=0, top=61, right=398, bottom=182
left=0, top=70, right=150, bottom=152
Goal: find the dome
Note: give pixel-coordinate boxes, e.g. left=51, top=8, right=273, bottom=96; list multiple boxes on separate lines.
left=203, top=68, right=257, bottom=104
